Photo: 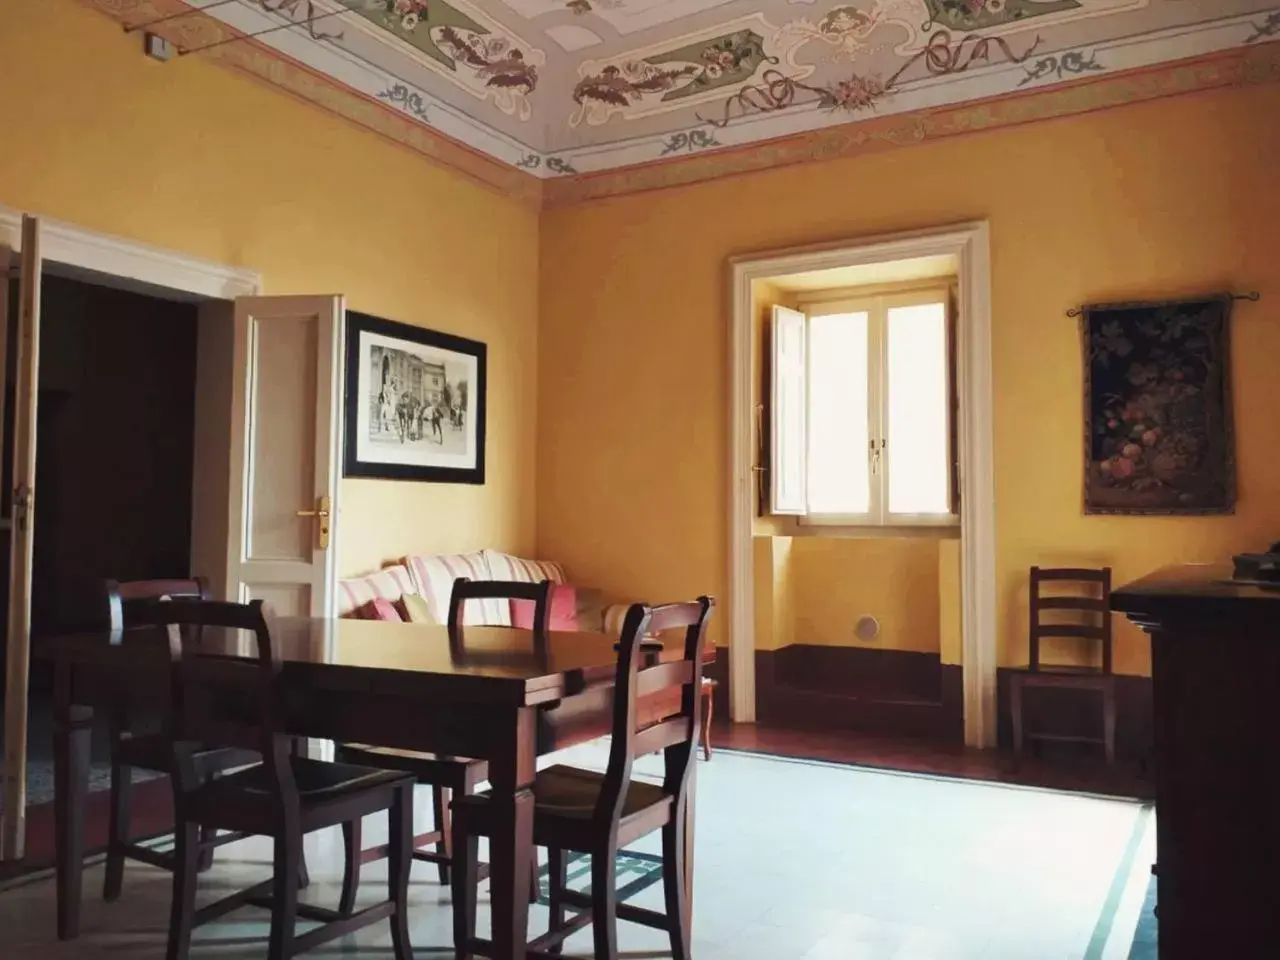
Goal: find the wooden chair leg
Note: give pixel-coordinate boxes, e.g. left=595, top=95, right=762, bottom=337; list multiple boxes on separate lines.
left=432, top=785, right=452, bottom=885
left=339, top=817, right=362, bottom=916
left=1103, top=685, right=1118, bottom=767
left=451, top=811, right=479, bottom=960
left=547, top=846, right=567, bottom=956
left=1010, top=678, right=1025, bottom=763
left=701, top=689, right=714, bottom=762
left=662, top=817, right=691, bottom=960
left=267, top=833, right=300, bottom=960
left=103, top=757, right=131, bottom=902
left=592, top=847, right=619, bottom=960
left=286, top=737, right=310, bottom=889
left=196, top=825, right=217, bottom=873
left=387, top=784, right=414, bottom=960
left=164, top=821, right=200, bottom=960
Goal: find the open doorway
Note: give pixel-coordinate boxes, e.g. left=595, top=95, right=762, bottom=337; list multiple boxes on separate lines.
left=747, top=256, right=964, bottom=745
left=0, top=212, right=346, bottom=868
left=721, top=224, right=999, bottom=769
left=0, top=271, right=214, bottom=869
left=15, top=275, right=200, bottom=643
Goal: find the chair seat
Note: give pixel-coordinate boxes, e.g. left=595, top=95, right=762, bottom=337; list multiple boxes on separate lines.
left=335, top=743, right=487, bottom=789
left=1010, top=665, right=1115, bottom=688
left=533, top=765, right=669, bottom=820
left=185, top=756, right=412, bottom=835
left=117, top=733, right=257, bottom=774
left=210, top=756, right=409, bottom=798
left=459, top=763, right=670, bottom=825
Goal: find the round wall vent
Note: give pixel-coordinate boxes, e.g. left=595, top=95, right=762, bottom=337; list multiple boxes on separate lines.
left=854, top=615, right=880, bottom=642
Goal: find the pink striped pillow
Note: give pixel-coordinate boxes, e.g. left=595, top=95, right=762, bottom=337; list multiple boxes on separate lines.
left=356, top=597, right=402, bottom=622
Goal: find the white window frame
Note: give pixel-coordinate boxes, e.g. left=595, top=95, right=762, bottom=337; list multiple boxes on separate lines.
left=795, top=285, right=957, bottom=529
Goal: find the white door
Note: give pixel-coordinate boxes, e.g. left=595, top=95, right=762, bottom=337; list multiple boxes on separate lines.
left=227, top=296, right=343, bottom=619
left=1, top=216, right=41, bottom=860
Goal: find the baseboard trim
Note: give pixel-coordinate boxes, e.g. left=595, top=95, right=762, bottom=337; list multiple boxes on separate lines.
left=709, top=645, right=963, bottom=742
left=709, top=646, right=1154, bottom=760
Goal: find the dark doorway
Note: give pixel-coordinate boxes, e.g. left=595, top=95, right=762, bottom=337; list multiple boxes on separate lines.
left=2, top=274, right=198, bottom=686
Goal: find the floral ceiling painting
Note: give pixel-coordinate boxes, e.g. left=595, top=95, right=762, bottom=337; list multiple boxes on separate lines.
left=95, top=0, right=1280, bottom=176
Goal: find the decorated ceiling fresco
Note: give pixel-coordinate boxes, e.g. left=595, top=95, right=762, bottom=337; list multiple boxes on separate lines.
left=102, top=1, right=1280, bottom=177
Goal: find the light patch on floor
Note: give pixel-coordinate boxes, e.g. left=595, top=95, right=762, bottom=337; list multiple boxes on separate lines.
left=0, top=747, right=1153, bottom=959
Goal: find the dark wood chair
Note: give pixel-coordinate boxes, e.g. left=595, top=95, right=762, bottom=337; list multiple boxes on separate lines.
left=136, top=598, right=416, bottom=960
left=334, top=577, right=551, bottom=909
left=1009, top=567, right=1117, bottom=765
left=451, top=596, right=715, bottom=960
left=102, top=577, right=262, bottom=901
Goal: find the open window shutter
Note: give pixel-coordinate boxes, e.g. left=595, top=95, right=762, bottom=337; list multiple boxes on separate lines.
left=770, top=305, right=807, bottom=515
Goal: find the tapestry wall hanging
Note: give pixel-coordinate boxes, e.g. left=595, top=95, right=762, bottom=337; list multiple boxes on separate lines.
left=1082, top=295, right=1235, bottom=515
left=344, top=311, right=487, bottom=485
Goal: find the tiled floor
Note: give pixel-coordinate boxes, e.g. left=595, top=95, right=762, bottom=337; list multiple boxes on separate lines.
left=0, top=743, right=1154, bottom=959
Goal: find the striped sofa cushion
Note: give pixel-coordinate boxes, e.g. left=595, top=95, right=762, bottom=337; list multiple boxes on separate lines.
left=482, top=550, right=568, bottom=586
left=404, top=551, right=508, bottom=625
left=337, top=564, right=417, bottom=618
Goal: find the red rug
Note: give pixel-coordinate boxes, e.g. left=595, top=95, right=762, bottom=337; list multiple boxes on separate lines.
left=1, top=778, right=173, bottom=881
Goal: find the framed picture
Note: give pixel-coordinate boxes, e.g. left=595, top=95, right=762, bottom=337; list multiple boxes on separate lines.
left=343, top=311, right=486, bottom=484
left=1081, top=295, right=1235, bottom=515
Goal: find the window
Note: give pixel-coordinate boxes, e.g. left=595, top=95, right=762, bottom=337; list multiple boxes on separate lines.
left=769, top=289, right=957, bottom=526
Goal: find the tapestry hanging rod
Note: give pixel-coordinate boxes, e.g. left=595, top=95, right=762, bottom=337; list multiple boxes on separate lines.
left=125, top=0, right=347, bottom=57
left=1065, top=291, right=1261, bottom=319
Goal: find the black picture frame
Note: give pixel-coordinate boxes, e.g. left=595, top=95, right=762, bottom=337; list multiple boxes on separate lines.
left=343, top=310, right=487, bottom=485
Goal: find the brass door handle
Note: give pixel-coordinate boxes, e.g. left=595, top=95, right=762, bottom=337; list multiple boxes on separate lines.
left=297, top=496, right=331, bottom=549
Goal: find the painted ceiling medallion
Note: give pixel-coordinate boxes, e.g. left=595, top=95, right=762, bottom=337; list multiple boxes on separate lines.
left=92, top=0, right=1280, bottom=180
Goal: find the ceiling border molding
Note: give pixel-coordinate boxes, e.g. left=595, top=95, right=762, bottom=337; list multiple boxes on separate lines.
left=80, top=0, right=543, bottom=207
left=543, top=39, right=1280, bottom=208
left=74, top=3, right=1280, bottom=210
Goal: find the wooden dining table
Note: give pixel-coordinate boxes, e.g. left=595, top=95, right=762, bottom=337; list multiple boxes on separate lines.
left=38, top=616, right=698, bottom=959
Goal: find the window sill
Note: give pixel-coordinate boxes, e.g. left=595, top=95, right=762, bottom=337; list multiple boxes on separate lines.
left=789, top=517, right=960, bottom=540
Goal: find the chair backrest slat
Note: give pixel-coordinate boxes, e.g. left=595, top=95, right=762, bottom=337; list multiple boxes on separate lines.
left=631, top=717, right=689, bottom=758
left=595, top=597, right=714, bottom=828
left=1029, top=566, right=1113, bottom=674
left=447, top=578, right=553, bottom=638
left=635, top=660, right=694, bottom=699
left=1036, top=624, right=1106, bottom=641
left=1037, top=596, right=1107, bottom=613
left=104, top=577, right=211, bottom=635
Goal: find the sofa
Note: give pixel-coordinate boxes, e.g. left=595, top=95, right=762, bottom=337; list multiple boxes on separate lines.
left=337, top=548, right=631, bottom=635
left=337, top=549, right=717, bottom=759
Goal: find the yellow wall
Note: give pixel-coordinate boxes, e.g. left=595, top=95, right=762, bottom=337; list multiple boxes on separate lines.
left=752, top=536, right=794, bottom=652
left=538, top=82, right=1280, bottom=676
left=0, top=0, right=540, bottom=579
left=938, top=539, right=962, bottom=666
left=788, top=538, right=940, bottom=654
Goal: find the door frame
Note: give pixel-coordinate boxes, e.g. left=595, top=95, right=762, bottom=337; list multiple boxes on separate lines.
left=727, top=222, right=998, bottom=748
left=0, top=206, right=346, bottom=857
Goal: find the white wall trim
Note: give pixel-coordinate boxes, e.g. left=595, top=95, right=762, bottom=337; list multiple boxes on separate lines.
left=0, top=206, right=261, bottom=299
left=727, top=222, right=998, bottom=747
